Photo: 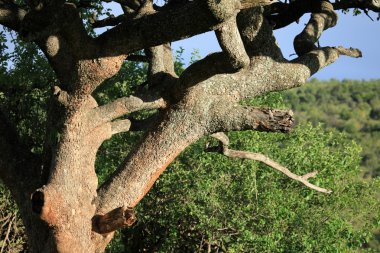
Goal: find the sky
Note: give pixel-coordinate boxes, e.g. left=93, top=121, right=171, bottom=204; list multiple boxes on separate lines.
left=170, top=10, right=380, bottom=80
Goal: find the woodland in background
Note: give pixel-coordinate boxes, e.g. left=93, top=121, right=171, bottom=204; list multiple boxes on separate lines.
left=284, top=78, right=380, bottom=178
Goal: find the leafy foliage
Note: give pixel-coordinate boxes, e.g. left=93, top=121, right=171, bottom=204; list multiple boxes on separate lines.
left=101, top=93, right=380, bottom=253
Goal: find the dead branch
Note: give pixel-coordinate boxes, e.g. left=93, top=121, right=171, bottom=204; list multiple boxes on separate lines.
left=209, top=132, right=332, bottom=194
left=92, top=206, right=136, bottom=234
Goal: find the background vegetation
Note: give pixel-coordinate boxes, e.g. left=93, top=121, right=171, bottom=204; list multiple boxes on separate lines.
left=284, top=79, right=380, bottom=178
left=1, top=38, right=380, bottom=252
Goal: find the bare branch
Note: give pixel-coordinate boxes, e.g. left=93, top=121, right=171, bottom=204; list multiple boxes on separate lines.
left=208, top=103, right=295, bottom=133
left=292, top=46, right=362, bottom=77
left=294, top=1, right=338, bottom=56
left=93, top=96, right=167, bottom=123
left=210, top=132, right=332, bottom=194
left=92, top=206, right=136, bottom=234
left=146, top=43, right=177, bottom=82
left=179, top=53, right=235, bottom=89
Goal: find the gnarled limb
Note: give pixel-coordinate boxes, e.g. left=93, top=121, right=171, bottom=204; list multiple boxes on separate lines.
left=294, top=1, right=338, bottom=56
left=215, top=16, right=250, bottom=71
left=94, top=0, right=239, bottom=57
left=209, top=132, right=332, bottom=193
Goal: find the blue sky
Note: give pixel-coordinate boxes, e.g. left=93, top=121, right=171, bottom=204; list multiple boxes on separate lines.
left=171, top=11, right=380, bottom=80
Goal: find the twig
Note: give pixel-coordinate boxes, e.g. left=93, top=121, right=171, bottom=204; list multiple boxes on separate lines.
left=209, top=132, right=332, bottom=194
left=0, top=214, right=16, bottom=253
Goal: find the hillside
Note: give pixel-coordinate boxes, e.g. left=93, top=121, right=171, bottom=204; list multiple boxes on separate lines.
left=283, top=79, right=380, bottom=178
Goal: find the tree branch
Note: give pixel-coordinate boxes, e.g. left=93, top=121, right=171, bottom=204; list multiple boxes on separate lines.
left=93, top=96, right=166, bottom=123
left=292, top=46, right=362, bottom=77
left=94, top=0, right=238, bottom=57
left=293, top=1, right=338, bottom=56
left=215, top=16, right=250, bottom=71
left=208, top=103, right=295, bottom=133
left=209, top=132, right=332, bottom=193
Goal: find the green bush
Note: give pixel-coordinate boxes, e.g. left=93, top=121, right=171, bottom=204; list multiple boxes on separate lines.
left=115, top=123, right=379, bottom=253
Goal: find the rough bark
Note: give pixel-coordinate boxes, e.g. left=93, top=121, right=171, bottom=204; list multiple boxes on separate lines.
left=0, top=0, right=372, bottom=252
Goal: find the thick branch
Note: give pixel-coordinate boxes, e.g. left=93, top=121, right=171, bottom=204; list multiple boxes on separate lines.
left=292, top=46, right=362, bottom=77
left=294, top=1, right=338, bottom=56
left=210, top=132, right=332, bottom=193
left=178, top=53, right=237, bottom=89
left=94, top=0, right=239, bottom=57
left=183, top=46, right=362, bottom=103
left=215, top=17, right=250, bottom=71
left=208, top=103, right=294, bottom=133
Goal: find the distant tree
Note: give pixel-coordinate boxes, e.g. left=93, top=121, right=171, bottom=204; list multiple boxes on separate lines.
left=1, top=0, right=380, bottom=252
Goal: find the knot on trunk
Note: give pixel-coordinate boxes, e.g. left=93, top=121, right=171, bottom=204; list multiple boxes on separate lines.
left=31, top=186, right=59, bottom=225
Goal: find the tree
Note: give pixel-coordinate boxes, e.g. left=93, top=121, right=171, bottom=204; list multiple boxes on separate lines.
left=0, top=0, right=379, bottom=252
